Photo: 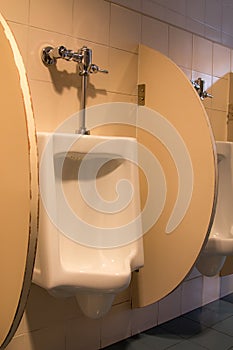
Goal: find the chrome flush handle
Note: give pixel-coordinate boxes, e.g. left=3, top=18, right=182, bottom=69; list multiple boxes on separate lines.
left=90, top=64, right=108, bottom=74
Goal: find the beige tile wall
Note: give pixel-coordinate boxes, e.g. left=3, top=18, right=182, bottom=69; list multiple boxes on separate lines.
left=111, top=0, right=233, bottom=48
left=1, top=0, right=233, bottom=349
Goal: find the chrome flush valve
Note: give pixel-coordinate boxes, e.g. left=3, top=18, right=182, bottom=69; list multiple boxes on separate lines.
left=41, top=45, right=108, bottom=135
left=78, top=46, right=108, bottom=75
left=41, top=46, right=83, bottom=65
left=41, top=45, right=108, bottom=76
left=191, top=77, right=213, bottom=100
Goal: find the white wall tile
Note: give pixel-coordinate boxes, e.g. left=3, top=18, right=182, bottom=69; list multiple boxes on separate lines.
left=108, top=48, right=138, bottom=95
left=113, top=287, right=131, bottom=305
left=101, top=302, right=132, bottom=348
left=166, top=9, right=186, bottom=29
left=186, top=0, right=205, bottom=23
left=107, top=0, right=141, bottom=12
left=165, top=0, right=186, bottom=15
left=29, top=79, right=79, bottom=132
left=28, top=325, right=66, bottom=350
left=107, top=92, right=137, bottom=104
left=220, top=274, right=233, bottom=297
left=6, top=324, right=66, bottom=350
left=222, top=3, right=233, bottom=36
left=213, top=43, right=231, bottom=78
left=25, top=285, right=82, bottom=332
left=131, top=303, right=158, bottom=335
left=73, top=0, right=110, bottom=45
left=202, top=275, right=220, bottom=305
left=110, top=4, right=141, bottom=53
left=181, top=277, right=203, bottom=314
left=141, top=16, right=168, bottom=55
left=192, top=35, right=213, bottom=75
left=0, top=0, right=29, bottom=24
left=205, top=0, right=222, bottom=30
left=7, top=22, right=29, bottom=67
left=27, top=27, right=77, bottom=83
left=180, top=67, right=192, bottom=79
left=5, top=335, right=28, bottom=350
left=109, top=0, right=233, bottom=51
left=66, top=317, right=101, bottom=350
left=230, top=50, right=233, bottom=72
left=185, top=266, right=202, bottom=281
left=186, top=18, right=205, bottom=37
left=205, top=26, right=221, bottom=44
left=29, top=0, right=73, bottom=35
left=141, top=0, right=166, bottom=21
left=158, top=286, right=182, bottom=324
left=152, top=0, right=169, bottom=5
left=222, top=33, right=233, bottom=49
left=169, top=27, right=192, bottom=69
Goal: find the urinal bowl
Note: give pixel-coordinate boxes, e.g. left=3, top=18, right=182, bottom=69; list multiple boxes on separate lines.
left=196, top=141, right=233, bottom=277
left=33, top=132, right=144, bottom=319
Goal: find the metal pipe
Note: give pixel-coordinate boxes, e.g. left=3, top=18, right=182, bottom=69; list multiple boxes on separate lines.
left=78, top=74, right=88, bottom=135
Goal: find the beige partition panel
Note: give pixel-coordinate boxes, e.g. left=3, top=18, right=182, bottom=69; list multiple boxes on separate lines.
left=222, top=73, right=233, bottom=276
left=132, top=45, right=217, bottom=307
left=0, top=15, right=38, bottom=348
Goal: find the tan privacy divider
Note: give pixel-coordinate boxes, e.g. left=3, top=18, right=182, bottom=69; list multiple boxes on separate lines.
left=132, top=45, right=217, bottom=307
left=0, top=14, right=38, bottom=348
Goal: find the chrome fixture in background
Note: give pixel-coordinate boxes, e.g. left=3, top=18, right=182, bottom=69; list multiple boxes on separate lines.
left=191, top=77, right=213, bottom=100
left=41, top=45, right=108, bottom=134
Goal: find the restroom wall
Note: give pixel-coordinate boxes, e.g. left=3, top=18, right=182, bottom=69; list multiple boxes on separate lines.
left=227, top=72, right=233, bottom=141
left=2, top=0, right=233, bottom=349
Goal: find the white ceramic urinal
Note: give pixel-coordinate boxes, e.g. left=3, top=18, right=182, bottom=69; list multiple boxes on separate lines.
left=196, top=141, right=233, bottom=277
left=33, top=132, right=144, bottom=318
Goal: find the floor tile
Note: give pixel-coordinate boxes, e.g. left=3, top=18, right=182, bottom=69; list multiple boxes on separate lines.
left=102, top=340, right=128, bottom=349
left=103, top=294, right=233, bottom=350
left=205, top=299, right=233, bottom=314
left=160, top=316, right=205, bottom=339
left=102, top=339, right=137, bottom=350
left=212, top=315, right=233, bottom=337
left=190, top=327, right=233, bottom=350
left=221, top=293, right=233, bottom=304
left=122, top=337, right=151, bottom=350
left=139, top=327, right=183, bottom=349
left=184, top=306, right=231, bottom=327
left=168, top=340, right=208, bottom=349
